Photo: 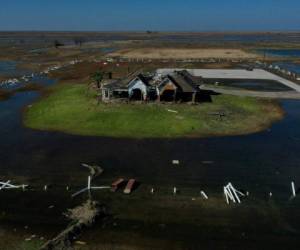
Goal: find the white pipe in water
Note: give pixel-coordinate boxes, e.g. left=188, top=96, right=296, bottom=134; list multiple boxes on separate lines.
left=200, top=190, right=208, bottom=200
left=291, top=181, right=296, bottom=197
left=224, top=187, right=229, bottom=204
left=229, top=186, right=241, bottom=204
left=71, top=187, right=88, bottom=198
left=87, top=176, right=91, bottom=190
left=91, top=186, right=110, bottom=190
left=225, top=186, right=236, bottom=202
left=0, top=181, right=11, bottom=190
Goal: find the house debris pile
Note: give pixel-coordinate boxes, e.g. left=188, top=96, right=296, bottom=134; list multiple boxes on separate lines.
left=101, top=70, right=210, bottom=103
left=40, top=200, right=107, bottom=250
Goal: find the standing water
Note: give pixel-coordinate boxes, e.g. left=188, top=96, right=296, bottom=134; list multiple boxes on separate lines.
left=1, top=57, right=300, bottom=248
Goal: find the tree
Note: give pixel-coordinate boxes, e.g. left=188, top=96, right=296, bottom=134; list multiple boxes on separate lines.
left=91, top=70, right=104, bottom=89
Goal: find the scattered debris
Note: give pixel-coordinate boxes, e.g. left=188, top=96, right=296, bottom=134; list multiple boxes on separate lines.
left=167, top=109, right=178, bottom=113
left=81, top=163, right=104, bottom=179
left=200, top=190, right=209, bottom=200
left=72, top=176, right=110, bottom=198
left=111, top=178, right=125, bottom=192
left=172, top=160, right=180, bottom=165
left=291, top=181, right=296, bottom=198
left=223, top=183, right=245, bottom=204
left=124, top=179, right=136, bottom=194
left=0, top=181, right=28, bottom=191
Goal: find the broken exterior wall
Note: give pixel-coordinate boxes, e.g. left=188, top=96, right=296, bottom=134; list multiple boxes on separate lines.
left=128, top=78, right=148, bottom=100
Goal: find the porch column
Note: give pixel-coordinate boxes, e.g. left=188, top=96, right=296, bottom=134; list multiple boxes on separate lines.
left=173, top=89, right=177, bottom=103
left=192, top=92, right=196, bottom=103
left=156, top=87, right=160, bottom=102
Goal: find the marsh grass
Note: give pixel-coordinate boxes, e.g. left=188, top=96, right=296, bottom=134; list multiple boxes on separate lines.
left=24, top=83, right=283, bottom=138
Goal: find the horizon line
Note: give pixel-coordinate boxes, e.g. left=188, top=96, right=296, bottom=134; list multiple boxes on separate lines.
left=0, top=30, right=300, bottom=33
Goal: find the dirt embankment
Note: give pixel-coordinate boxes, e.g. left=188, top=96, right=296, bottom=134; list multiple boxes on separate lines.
left=109, top=48, right=259, bottom=59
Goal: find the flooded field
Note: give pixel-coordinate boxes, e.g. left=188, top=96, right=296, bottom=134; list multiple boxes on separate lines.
left=257, top=49, right=300, bottom=58
left=206, top=79, right=293, bottom=91
left=1, top=51, right=300, bottom=249
left=1, top=32, right=300, bottom=46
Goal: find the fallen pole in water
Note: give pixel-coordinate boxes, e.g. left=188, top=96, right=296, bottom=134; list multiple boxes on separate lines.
left=224, top=187, right=229, bottom=205
left=291, top=181, right=296, bottom=198
left=223, top=183, right=245, bottom=204
left=200, top=190, right=208, bottom=200
left=0, top=180, right=28, bottom=190
left=72, top=176, right=110, bottom=198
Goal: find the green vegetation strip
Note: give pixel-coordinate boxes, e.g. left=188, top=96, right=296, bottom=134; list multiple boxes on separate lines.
left=24, top=84, right=283, bottom=138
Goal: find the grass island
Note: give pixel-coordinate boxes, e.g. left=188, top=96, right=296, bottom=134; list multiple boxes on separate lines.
left=23, top=83, right=283, bottom=138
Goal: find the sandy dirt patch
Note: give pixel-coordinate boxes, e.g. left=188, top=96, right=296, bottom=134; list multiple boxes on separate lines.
left=108, top=48, right=258, bottom=59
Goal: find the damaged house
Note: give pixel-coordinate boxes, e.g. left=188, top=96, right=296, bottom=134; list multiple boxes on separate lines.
left=101, top=70, right=209, bottom=103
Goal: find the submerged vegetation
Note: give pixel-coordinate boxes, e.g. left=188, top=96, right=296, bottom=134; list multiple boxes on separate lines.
left=24, top=83, right=283, bottom=138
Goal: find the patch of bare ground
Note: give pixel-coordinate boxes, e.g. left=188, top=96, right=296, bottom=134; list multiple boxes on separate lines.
left=109, top=48, right=259, bottom=59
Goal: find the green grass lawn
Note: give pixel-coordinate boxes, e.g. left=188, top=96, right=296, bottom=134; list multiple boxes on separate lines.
left=23, top=83, right=283, bottom=138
